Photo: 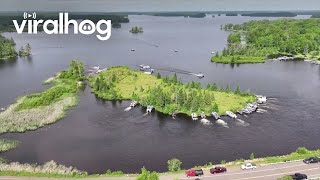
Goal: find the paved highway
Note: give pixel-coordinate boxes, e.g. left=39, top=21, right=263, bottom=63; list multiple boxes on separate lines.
left=0, top=161, right=319, bottom=180
left=179, top=161, right=320, bottom=180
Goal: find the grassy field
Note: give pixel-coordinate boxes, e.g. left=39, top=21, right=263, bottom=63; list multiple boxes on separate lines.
left=0, top=139, right=19, bottom=153
left=89, top=66, right=256, bottom=115
left=211, top=55, right=265, bottom=64
left=0, top=60, right=84, bottom=134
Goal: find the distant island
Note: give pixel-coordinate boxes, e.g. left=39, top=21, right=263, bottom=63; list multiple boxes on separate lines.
left=212, top=18, right=320, bottom=64
left=241, top=12, right=297, bottom=17
left=152, top=12, right=206, bottom=18
left=89, top=66, right=256, bottom=116
left=130, top=26, right=144, bottom=33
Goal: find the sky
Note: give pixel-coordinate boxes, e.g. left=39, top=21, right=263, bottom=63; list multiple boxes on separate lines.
left=0, top=0, right=319, bottom=12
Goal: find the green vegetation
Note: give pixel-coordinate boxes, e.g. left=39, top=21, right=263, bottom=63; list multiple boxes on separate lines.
left=213, top=18, right=320, bottom=63
left=167, top=159, right=182, bottom=172
left=18, top=43, right=31, bottom=57
left=0, top=60, right=84, bottom=134
left=241, top=12, right=297, bottom=17
left=0, top=139, right=19, bottom=153
left=277, top=176, right=293, bottom=180
left=250, top=153, right=255, bottom=160
left=152, top=12, right=206, bottom=18
left=130, top=26, right=144, bottom=33
left=0, top=34, right=16, bottom=60
left=0, top=161, right=87, bottom=178
left=89, top=66, right=256, bottom=116
left=136, top=167, right=159, bottom=180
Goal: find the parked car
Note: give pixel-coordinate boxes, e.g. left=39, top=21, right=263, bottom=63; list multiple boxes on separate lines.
left=303, top=157, right=320, bottom=164
left=289, top=173, right=307, bottom=180
left=185, top=168, right=204, bottom=177
left=241, top=163, right=257, bottom=170
left=210, top=167, right=227, bottom=174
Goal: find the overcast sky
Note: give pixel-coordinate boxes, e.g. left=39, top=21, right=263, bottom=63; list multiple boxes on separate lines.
left=1, top=0, right=319, bottom=12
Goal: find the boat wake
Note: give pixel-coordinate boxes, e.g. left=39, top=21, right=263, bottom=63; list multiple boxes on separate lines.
left=200, top=118, right=212, bottom=125
left=216, top=119, right=229, bottom=128
left=124, top=107, right=132, bottom=112
left=256, top=108, right=268, bottom=113
left=235, top=119, right=250, bottom=126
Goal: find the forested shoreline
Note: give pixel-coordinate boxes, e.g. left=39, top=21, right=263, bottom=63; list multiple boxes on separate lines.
left=212, top=18, right=320, bottom=63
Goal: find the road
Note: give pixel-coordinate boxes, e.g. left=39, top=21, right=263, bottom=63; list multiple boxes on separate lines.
left=0, top=161, right=319, bottom=180
left=179, top=161, right=320, bottom=180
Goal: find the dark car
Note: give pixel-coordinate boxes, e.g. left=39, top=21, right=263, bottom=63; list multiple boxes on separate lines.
left=210, top=167, right=227, bottom=174
left=290, top=173, right=307, bottom=180
left=303, top=157, right=320, bottom=164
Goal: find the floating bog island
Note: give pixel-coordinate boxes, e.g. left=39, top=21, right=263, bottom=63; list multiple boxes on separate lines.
left=0, top=60, right=84, bottom=134
left=89, top=66, right=256, bottom=116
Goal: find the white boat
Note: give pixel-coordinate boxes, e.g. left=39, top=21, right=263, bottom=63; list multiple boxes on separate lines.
left=200, top=112, right=206, bottom=119
left=226, top=111, right=237, bottom=119
left=0, top=107, right=5, bottom=111
left=146, top=105, right=154, bottom=113
left=211, top=51, right=216, bottom=54
left=257, top=95, right=267, bottom=104
left=130, top=101, right=138, bottom=107
left=195, top=73, right=204, bottom=78
left=139, top=64, right=151, bottom=69
left=191, top=113, right=198, bottom=120
left=216, top=119, right=228, bottom=126
left=211, top=112, right=220, bottom=120
left=93, top=66, right=100, bottom=70
left=200, top=119, right=211, bottom=125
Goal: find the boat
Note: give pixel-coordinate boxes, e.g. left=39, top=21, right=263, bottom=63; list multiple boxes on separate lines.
left=200, top=119, right=211, bottom=125
left=174, top=50, right=179, bottom=52
left=237, top=110, right=244, bottom=115
left=144, top=69, right=154, bottom=75
left=139, top=64, right=151, bottom=69
left=191, top=113, right=198, bottom=120
left=226, top=111, right=237, bottom=119
left=131, top=49, right=135, bottom=51
left=146, top=105, right=154, bottom=113
left=0, top=107, right=5, bottom=111
left=257, top=95, right=267, bottom=104
left=211, top=51, right=216, bottom=54
left=93, top=66, right=100, bottom=70
left=130, top=101, right=138, bottom=107
left=211, top=112, right=220, bottom=120
left=195, top=73, right=204, bottom=78
left=200, top=112, right=206, bottom=119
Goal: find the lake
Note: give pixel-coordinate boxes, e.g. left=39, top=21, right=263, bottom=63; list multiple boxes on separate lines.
left=0, top=14, right=320, bottom=173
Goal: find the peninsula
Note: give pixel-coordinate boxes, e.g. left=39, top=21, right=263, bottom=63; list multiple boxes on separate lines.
left=212, top=18, right=320, bottom=64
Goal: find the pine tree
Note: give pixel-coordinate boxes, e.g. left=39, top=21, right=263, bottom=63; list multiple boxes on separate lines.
left=235, top=85, right=241, bottom=94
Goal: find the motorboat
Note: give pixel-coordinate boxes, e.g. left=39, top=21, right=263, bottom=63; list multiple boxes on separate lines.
left=195, top=73, right=204, bottom=78
left=139, top=64, right=151, bottom=69
left=191, top=113, right=198, bottom=120
left=257, top=95, right=267, bottom=104
left=211, top=112, right=220, bottom=120
left=174, top=50, right=179, bottom=52
left=93, top=66, right=100, bottom=70
left=130, top=101, right=138, bottom=107
left=226, top=111, right=237, bottom=119
left=0, top=107, right=5, bottom=111
left=131, top=49, right=135, bottom=51
left=144, top=69, right=154, bottom=75
left=146, top=105, right=154, bottom=113
left=200, top=112, right=206, bottom=119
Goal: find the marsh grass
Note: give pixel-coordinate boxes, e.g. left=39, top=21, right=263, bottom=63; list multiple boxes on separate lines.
left=0, top=161, right=87, bottom=177
left=0, top=139, right=19, bottom=153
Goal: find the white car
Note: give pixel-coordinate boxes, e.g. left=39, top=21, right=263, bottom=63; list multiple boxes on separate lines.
left=241, top=163, right=257, bottom=170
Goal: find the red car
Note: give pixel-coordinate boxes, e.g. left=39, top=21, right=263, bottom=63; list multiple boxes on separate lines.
left=185, top=168, right=204, bottom=177
left=210, top=167, right=227, bottom=174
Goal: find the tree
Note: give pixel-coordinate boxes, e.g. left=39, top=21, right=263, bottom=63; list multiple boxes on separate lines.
left=136, top=167, right=159, bottom=180
left=156, top=73, right=161, bottom=79
left=235, top=85, right=241, bottom=94
left=25, top=43, right=31, bottom=55
left=211, top=82, right=218, bottom=91
left=167, top=158, right=182, bottom=172
left=250, top=152, right=255, bottom=160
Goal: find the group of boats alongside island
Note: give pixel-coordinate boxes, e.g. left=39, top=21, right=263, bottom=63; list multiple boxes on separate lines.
left=126, top=95, right=267, bottom=125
